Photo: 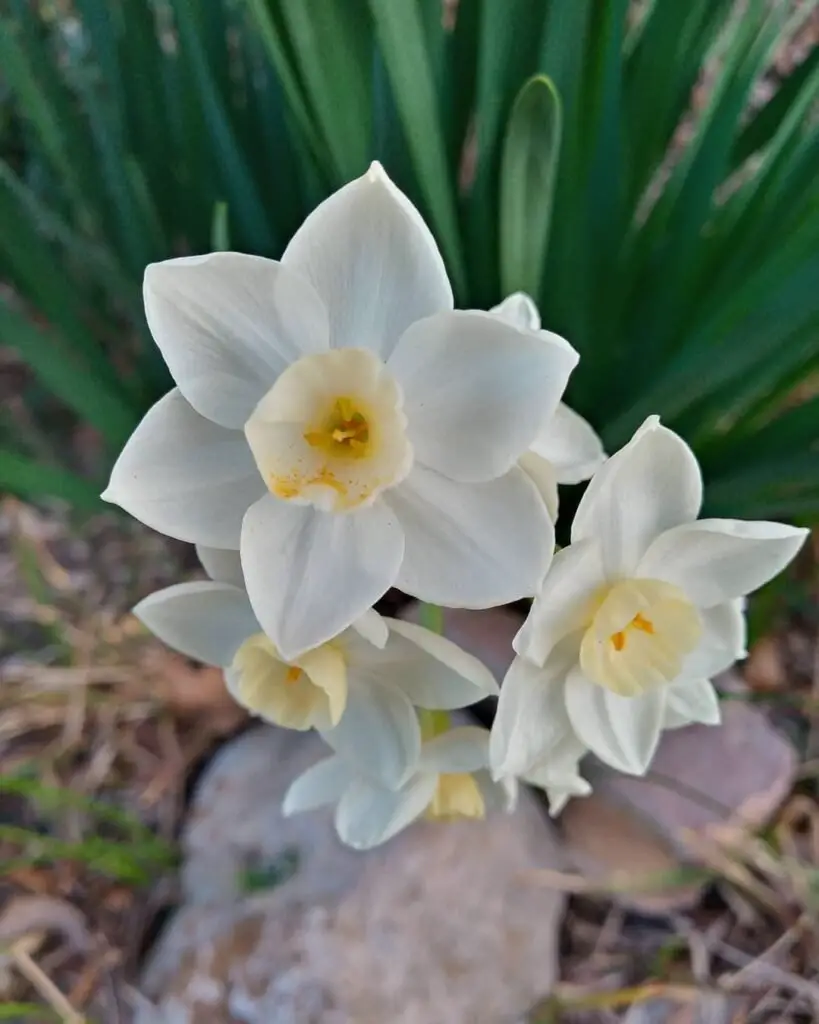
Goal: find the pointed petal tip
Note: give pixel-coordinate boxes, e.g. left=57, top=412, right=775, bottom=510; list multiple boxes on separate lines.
left=367, top=160, right=390, bottom=183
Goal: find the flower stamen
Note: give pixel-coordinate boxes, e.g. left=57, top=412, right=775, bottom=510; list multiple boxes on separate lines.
left=304, top=397, right=372, bottom=459
left=609, top=612, right=655, bottom=652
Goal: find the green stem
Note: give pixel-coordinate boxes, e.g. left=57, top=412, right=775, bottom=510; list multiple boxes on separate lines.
left=417, top=708, right=451, bottom=741
left=418, top=602, right=444, bottom=634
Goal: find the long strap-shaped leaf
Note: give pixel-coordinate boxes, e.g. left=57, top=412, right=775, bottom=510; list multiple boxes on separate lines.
left=499, top=76, right=561, bottom=299
left=0, top=451, right=103, bottom=509
left=368, top=0, right=467, bottom=298
left=242, top=0, right=333, bottom=180
left=0, top=298, right=138, bottom=447
left=170, top=0, right=275, bottom=252
left=277, top=0, right=373, bottom=184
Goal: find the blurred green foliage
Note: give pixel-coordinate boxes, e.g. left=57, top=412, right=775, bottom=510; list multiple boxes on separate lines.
left=1, top=0, right=818, bottom=519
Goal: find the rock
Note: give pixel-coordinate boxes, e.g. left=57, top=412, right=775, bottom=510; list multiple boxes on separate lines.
left=141, top=726, right=568, bottom=1023
left=560, top=793, right=704, bottom=913
left=560, top=701, right=797, bottom=913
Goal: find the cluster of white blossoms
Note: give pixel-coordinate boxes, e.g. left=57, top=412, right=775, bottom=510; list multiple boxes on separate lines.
left=106, top=163, right=808, bottom=848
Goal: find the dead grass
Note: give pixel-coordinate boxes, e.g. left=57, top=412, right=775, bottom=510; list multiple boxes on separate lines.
left=0, top=497, right=246, bottom=1020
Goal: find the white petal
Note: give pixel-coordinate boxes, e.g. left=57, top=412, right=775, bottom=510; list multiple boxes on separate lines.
left=531, top=403, right=606, bottom=485
left=476, top=771, right=519, bottom=814
left=418, top=725, right=490, bottom=773
left=282, top=755, right=354, bottom=815
left=282, top=162, right=452, bottom=359
left=490, top=291, right=541, bottom=330
left=518, top=451, right=559, bottom=521
left=564, top=667, right=664, bottom=775
left=241, top=495, right=404, bottom=661
left=133, top=581, right=258, bottom=666
left=664, top=677, right=721, bottom=729
left=195, top=546, right=244, bottom=587
left=321, top=674, right=421, bottom=790
left=353, top=617, right=498, bottom=709
left=514, top=540, right=607, bottom=667
left=524, top=747, right=592, bottom=816
left=638, top=518, right=809, bottom=608
left=350, top=608, right=389, bottom=649
left=388, top=464, right=553, bottom=607
left=490, top=640, right=579, bottom=780
left=389, top=310, right=579, bottom=482
left=103, top=388, right=265, bottom=547
left=683, top=600, right=747, bottom=678
left=335, top=772, right=437, bottom=850
left=525, top=730, right=588, bottom=782
left=572, top=417, right=702, bottom=577
left=144, top=254, right=330, bottom=428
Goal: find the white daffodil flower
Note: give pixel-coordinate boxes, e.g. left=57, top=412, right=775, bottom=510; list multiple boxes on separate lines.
left=135, top=548, right=498, bottom=788
left=283, top=724, right=515, bottom=850
left=491, top=292, right=605, bottom=519
left=104, top=165, right=578, bottom=660
left=491, top=417, right=808, bottom=780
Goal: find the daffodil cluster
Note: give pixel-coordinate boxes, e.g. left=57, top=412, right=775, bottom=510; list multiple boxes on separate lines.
left=109, top=164, right=808, bottom=849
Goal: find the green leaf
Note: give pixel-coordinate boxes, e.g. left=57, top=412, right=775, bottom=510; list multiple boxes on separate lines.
left=211, top=201, right=230, bottom=251
left=499, top=75, right=561, bottom=298
left=0, top=451, right=103, bottom=508
left=242, top=0, right=331, bottom=177
left=277, top=0, right=373, bottom=183
left=0, top=297, right=138, bottom=447
left=368, top=0, right=467, bottom=297
left=537, top=0, right=595, bottom=345
left=0, top=15, right=94, bottom=220
left=0, top=1005, right=59, bottom=1021
left=465, top=0, right=548, bottom=303
left=170, top=0, right=276, bottom=252
left=474, top=0, right=547, bottom=182
left=731, top=44, right=819, bottom=166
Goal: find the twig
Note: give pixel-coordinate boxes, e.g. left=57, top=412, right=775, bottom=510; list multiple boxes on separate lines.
left=11, top=942, right=85, bottom=1024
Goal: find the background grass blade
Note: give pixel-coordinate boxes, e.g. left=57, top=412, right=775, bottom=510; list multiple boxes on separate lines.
left=0, top=451, right=104, bottom=507
left=499, top=75, right=561, bottom=299
left=368, top=0, right=467, bottom=298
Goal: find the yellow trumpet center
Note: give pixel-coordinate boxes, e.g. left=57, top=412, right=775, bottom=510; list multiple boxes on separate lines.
left=580, top=579, right=702, bottom=697
left=229, top=632, right=348, bottom=729
left=426, top=772, right=486, bottom=822
left=244, top=349, right=412, bottom=513
left=303, top=397, right=372, bottom=458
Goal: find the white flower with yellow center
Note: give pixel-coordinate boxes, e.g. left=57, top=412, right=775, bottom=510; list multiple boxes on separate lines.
left=135, top=547, right=498, bottom=789
left=490, top=292, right=605, bottom=519
left=490, top=417, right=808, bottom=780
left=103, top=164, right=578, bottom=660
left=283, top=724, right=514, bottom=850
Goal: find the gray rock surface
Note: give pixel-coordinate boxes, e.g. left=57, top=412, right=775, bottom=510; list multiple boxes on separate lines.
left=140, top=726, right=568, bottom=1023
left=561, top=701, right=797, bottom=912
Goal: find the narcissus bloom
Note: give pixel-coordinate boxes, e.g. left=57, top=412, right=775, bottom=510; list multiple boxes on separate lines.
left=491, top=417, right=808, bottom=781
left=283, top=724, right=514, bottom=850
left=491, top=292, right=605, bottom=518
left=135, top=548, right=498, bottom=789
left=104, top=164, right=578, bottom=659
